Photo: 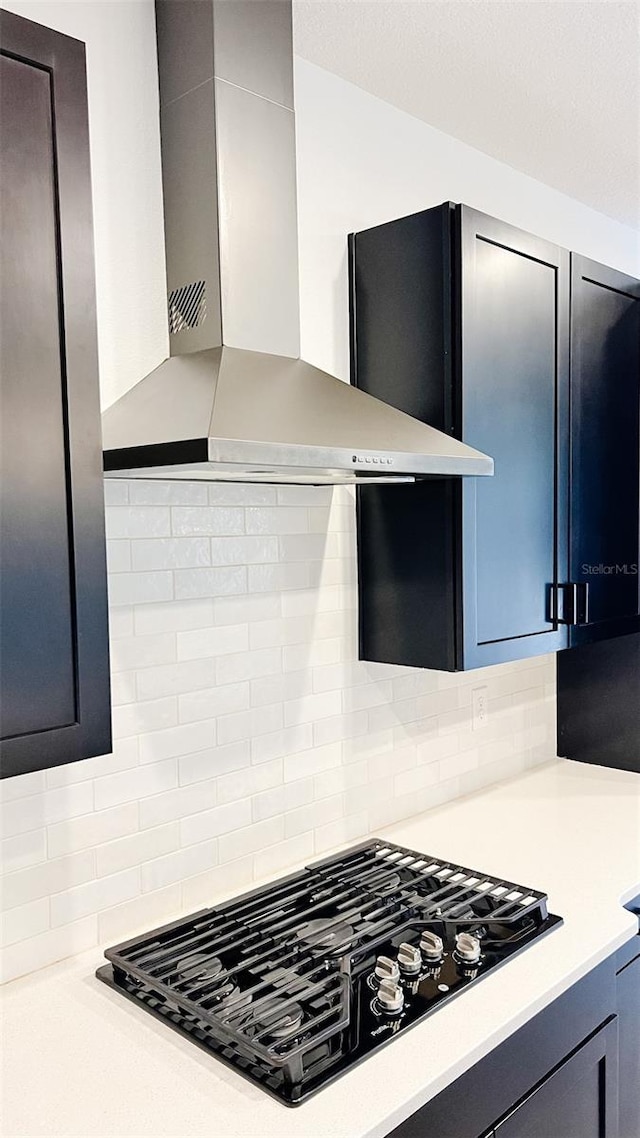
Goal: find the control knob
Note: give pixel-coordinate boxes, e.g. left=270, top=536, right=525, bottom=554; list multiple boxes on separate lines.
left=374, top=955, right=400, bottom=983
left=454, top=932, right=481, bottom=964
left=397, top=942, right=422, bottom=975
left=420, top=930, right=444, bottom=961
left=377, top=978, right=404, bottom=1014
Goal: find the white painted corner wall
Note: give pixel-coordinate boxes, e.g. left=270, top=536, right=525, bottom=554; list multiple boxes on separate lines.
left=1, top=6, right=639, bottom=984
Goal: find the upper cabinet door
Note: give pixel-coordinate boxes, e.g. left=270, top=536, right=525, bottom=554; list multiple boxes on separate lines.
left=0, top=11, right=111, bottom=778
left=459, top=208, right=570, bottom=668
left=568, top=255, right=640, bottom=646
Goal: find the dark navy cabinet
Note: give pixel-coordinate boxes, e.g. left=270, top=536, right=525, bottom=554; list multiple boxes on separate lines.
left=568, top=257, right=640, bottom=646
left=350, top=204, right=640, bottom=672
left=0, top=10, right=111, bottom=778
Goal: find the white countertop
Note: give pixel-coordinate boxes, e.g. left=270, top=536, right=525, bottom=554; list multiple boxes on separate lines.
left=2, top=758, right=639, bottom=1138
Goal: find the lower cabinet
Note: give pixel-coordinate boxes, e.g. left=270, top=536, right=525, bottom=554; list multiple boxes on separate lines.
left=387, top=953, right=625, bottom=1138
left=493, top=1020, right=617, bottom=1138
left=616, top=923, right=640, bottom=1138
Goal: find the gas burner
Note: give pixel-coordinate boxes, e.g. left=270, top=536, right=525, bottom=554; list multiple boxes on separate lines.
left=376, top=871, right=401, bottom=895
left=210, top=981, right=253, bottom=1012
left=176, top=953, right=223, bottom=984
left=249, top=998, right=305, bottom=1040
left=295, top=917, right=356, bottom=954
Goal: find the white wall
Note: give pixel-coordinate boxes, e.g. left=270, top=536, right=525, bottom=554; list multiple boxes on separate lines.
left=295, top=58, right=640, bottom=383
left=1, top=20, right=638, bottom=983
left=2, top=0, right=168, bottom=407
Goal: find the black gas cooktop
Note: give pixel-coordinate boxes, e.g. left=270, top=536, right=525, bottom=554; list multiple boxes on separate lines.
left=97, top=839, right=562, bottom=1105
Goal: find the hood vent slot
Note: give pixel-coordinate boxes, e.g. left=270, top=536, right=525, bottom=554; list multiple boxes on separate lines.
left=168, top=281, right=207, bottom=336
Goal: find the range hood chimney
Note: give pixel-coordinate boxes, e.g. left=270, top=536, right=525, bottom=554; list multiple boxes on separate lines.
left=102, top=0, right=493, bottom=485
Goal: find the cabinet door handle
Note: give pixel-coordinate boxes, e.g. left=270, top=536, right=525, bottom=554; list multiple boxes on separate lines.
left=575, top=582, right=590, bottom=625
left=550, top=583, right=590, bottom=626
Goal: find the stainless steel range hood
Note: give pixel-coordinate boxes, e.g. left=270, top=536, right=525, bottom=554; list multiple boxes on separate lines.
left=102, top=0, right=493, bottom=486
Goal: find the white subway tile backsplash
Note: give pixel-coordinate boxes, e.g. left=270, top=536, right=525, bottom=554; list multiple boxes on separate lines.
left=213, top=593, right=281, bottom=626
left=247, top=562, right=310, bottom=593
left=245, top=507, right=308, bottom=535
left=254, top=833, right=314, bottom=879
left=178, top=742, right=250, bottom=785
left=108, top=570, right=173, bottom=607
left=284, top=691, right=342, bottom=727
left=139, top=777, right=218, bottom=829
left=112, top=696, right=178, bottom=740
left=174, top=565, right=247, bottom=600
left=209, top=484, right=276, bottom=506
left=216, top=647, right=282, bottom=685
left=250, top=723, right=313, bottom=765
left=94, top=760, right=177, bottom=810
left=140, top=842, right=217, bottom=892
left=176, top=623, right=249, bottom=661
left=48, top=804, right=139, bottom=859
left=51, top=868, right=140, bottom=927
left=217, top=703, right=283, bottom=746
left=137, top=658, right=217, bottom=701
left=1, top=830, right=47, bottom=874
left=210, top=535, right=279, bottom=566
left=283, top=743, right=341, bottom=783
left=134, top=598, right=215, bottom=635
left=218, top=816, right=284, bottom=864
left=285, top=794, right=342, bottom=839
left=106, top=507, right=171, bottom=539
left=96, top=824, right=179, bottom=878
left=252, top=778, right=314, bottom=822
left=98, top=884, right=182, bottom=944
left=0, top=770, right=46, bottom=802
left=2, top=850, right=95, bottom=909
left=138, top=721, right=216, bottom=765
left=180, top=856, right=254, bottom=910
left=1, top=784, right=94, bottom=839
left=0, top=897, right=50, bottom=948
left=179, top=800, right=252, bottom=847
left=216, top=759, right=282, bottom=806
left=178, top=682, right=249, bottom=724
left=0, top=482, right=556, bottom=982
left=104, top=480, right=129, bottom=506
left=0, top=916, right=98, bottom=984
left=315, top=812, right=368, bottom=855
left=131, top=537, right=211, bottom=571
left=172, top=506, right=244, bottom=536
left=130, top=481, right=208, bottom=506
left=106, top=540, right=132, bottom=573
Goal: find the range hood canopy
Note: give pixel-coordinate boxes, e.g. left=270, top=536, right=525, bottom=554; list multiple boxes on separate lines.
left=102, top=0, right=493, bottom=486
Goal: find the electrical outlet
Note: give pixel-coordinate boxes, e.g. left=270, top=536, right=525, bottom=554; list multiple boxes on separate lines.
left=472, top=686, right=489, bottom=731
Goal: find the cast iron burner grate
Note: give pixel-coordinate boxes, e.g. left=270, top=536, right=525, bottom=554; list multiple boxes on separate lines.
left=97, top=839, right=562, bottom=1104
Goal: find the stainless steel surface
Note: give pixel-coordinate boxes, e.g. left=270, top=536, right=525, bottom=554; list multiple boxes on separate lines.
left=215, top=78, right=299, bottom=356
left=397, top=943, right=422, bottom=974
left=420, top=930, right=444, bottom=960
left=454, top=932, right=482, bottom=963
left=102, top=345, right=493, bottom=480
left=102, top=0, right=494, bottom=484
left=374, top=955, right=400, bottom=982
left=160, top=79, right=222, bottom=355
left=377, top=978, right=404, bottom=1014
left=212, top=0, right=294, bottom=108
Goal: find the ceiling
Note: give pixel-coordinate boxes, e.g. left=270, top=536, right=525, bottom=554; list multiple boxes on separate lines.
left=294, top=0, right=640, bottom=228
